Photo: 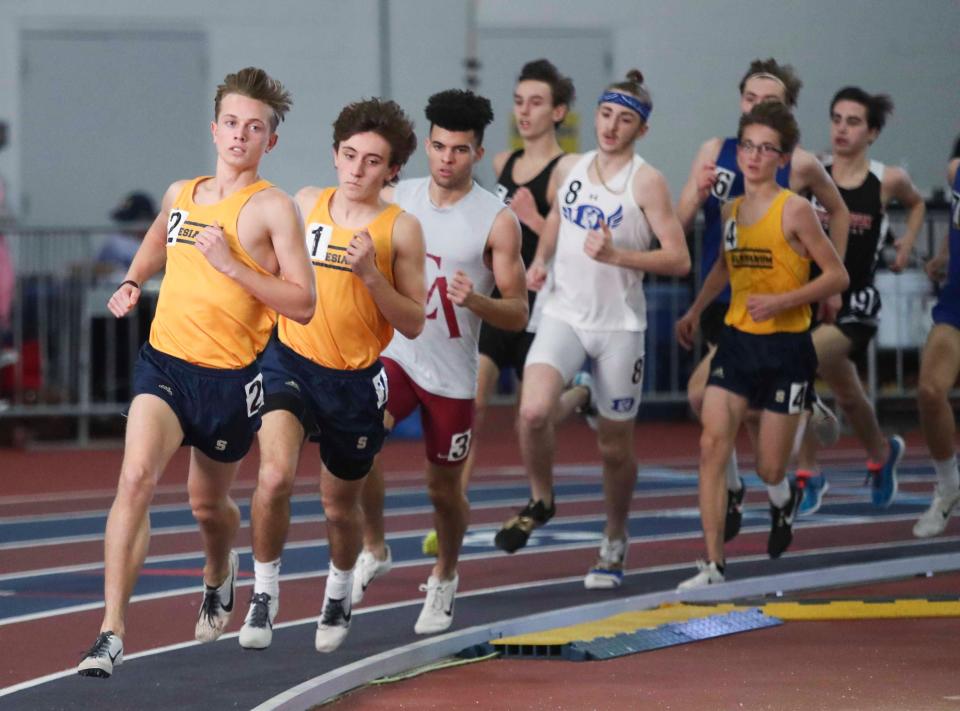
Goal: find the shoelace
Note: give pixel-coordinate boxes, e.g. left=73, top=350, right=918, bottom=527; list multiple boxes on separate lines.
left=247, top=593, right=271, bottom=628
left=199, top=588, right=223, bottom=627
left=598, top=540, right=626, bottom=566
left=320, top=598, right=347, bottom=626
left=82, top=632, right=114, bottom=660
left=419, top=580, right=448, bottom=612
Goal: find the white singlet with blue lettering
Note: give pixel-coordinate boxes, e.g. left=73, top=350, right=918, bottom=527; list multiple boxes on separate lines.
left=541, top=151, right=654, bottom=331
left=382, top=177, right=507, bottom=399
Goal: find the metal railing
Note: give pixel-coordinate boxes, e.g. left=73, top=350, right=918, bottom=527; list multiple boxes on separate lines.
left=0, top=205, right=951, bottom=443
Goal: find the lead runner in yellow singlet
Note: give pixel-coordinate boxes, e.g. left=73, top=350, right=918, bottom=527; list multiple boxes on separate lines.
left=78, top=67, right=316, bottom=679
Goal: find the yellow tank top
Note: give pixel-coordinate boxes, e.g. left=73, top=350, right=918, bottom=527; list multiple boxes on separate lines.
left=149, top=176, right=277, bottom=368
left=723, top=190, right=811, bottom=334
left=278, top=188, right=400, bottom=369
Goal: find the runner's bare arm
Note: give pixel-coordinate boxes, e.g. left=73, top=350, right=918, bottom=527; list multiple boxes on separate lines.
left=676, top=137, right=723, bottom=234
left=883, top=166, right=926, bottom=272
left=358, top=212, right=426, bottom=339
left=107, top=180, right=183, bottom=318
left=448, top=208, right=528, bottom=332
left=197, top=189, right=316, bottom=323
left=747, top=196, right=848, bottom=322
left=584, top=166, right=690, bottom=276
left=793, top=148, right=850, bottom=261
left=527, top=154, right=578, bottom=289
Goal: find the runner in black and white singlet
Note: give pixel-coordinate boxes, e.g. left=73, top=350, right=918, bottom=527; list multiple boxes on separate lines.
left=674, top=58, right=850, bottom=546
left=355, top=90, right=528, bottom=635
left=793, top=87, right=925, bottom=515
left=494, top=70, right=690, bottom=591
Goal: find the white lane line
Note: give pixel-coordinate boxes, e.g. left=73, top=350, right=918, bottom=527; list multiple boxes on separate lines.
left=2, top=529, right=956, bottom=629
left=0, top=484, right=704, bottom=550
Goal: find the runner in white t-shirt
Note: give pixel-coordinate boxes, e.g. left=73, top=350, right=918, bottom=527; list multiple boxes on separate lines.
left=354, top=89, right=528, bottom=634
left=494, top=70, right=690, bottom=590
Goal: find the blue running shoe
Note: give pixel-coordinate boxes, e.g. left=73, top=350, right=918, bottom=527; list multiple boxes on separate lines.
left=797, top=474, right=829, bottom=516
left=871, top=435, right=904, bottom=508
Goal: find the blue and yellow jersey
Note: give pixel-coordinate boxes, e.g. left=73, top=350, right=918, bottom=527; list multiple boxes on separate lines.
left=723, top=189, right=811, bottom=334
left=278, top=188, right=400, bottom=370
left=149, top=176, right=276, bottom=368
left=702, top=138, right=792, bottom=298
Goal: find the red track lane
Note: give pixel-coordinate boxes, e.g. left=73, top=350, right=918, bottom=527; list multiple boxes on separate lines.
left=0, top=410, right=946, bottom=699
left=1, top=509, right=946, bottom=689
left=0, top=492, right=705, bottom=574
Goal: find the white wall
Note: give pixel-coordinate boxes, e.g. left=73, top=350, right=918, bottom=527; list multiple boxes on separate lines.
left=0, top=0, right=956, bottom=224
left=477, top=0, right=960, bottom=198
left=0, top=0, right=467, bottom=223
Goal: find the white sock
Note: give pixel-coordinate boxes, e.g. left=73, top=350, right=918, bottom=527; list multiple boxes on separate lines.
left=253, top=557, right=281, bottom=598
left=325, top=563, right=353, bottom=605
left=725, top=449, right=742, bottom=491
left=767, top=478, right=791, bottom=508
left=933, top=456, right=960, bottom=493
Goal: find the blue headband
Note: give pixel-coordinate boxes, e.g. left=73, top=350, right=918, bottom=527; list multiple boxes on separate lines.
left=598, top=91, right=652, bottom=122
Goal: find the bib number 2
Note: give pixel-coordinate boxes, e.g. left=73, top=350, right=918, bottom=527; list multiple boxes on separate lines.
left=245, top=373, right=265, bottom=417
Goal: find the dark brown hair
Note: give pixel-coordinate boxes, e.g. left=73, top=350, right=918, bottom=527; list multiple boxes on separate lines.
left=830, top=86, right=894, bottom=132
left=518, top=59, right=575, bottom=109
left=738, top=100, right=800, bottom=155
left=738, top=58, right=803, bottom=108
left=333, top=98, right=417, bottom=183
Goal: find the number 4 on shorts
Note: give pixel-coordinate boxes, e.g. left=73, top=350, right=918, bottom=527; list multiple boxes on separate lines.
left=788, top=382, right=807, bottom=415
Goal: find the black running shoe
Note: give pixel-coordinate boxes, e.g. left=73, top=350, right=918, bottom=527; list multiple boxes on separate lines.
left=724, top=479, right=746, bottom=542
left=768, top=482, right=803, bottom=558
left=494, top=497, right=556, bottom=553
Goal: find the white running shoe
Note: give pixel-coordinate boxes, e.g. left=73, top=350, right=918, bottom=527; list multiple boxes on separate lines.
left=314, top=593, right=352, bottom=653
left=677, top=560, right=725, bottom=591
left=77, top=631, right=123, bottom=678
left=351, top=546, right=393, bottom=605
left=584, top=536, right=627, bottom=589
left=913, top=487, right=960, bottom=538
left=572, top=371, right=598, bottom=430
left=414, top=574, right=458, bottom=635
left=195, top=550, right=239, bottom=643
left=238, top=591, right=278, bottom=650
left=809, top=394, right=840, bottom=447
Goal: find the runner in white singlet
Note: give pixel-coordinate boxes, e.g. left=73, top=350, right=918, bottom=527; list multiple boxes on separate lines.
left=494, top=70, right=690, bottom=592
left=355, top=89, right=528, bottom=634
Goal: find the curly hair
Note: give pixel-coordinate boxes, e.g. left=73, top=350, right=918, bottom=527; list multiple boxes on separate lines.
left=425, top=89, right=494, bottom=146
left=333, top=98, right=417, bottom=183
left=738, top=100, right=800, bottom=155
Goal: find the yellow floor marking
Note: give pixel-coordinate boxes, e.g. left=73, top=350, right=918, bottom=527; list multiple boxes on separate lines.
left=492, top=600, right=960, bottom=646
left=493, top=604, right=739, bottom=646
